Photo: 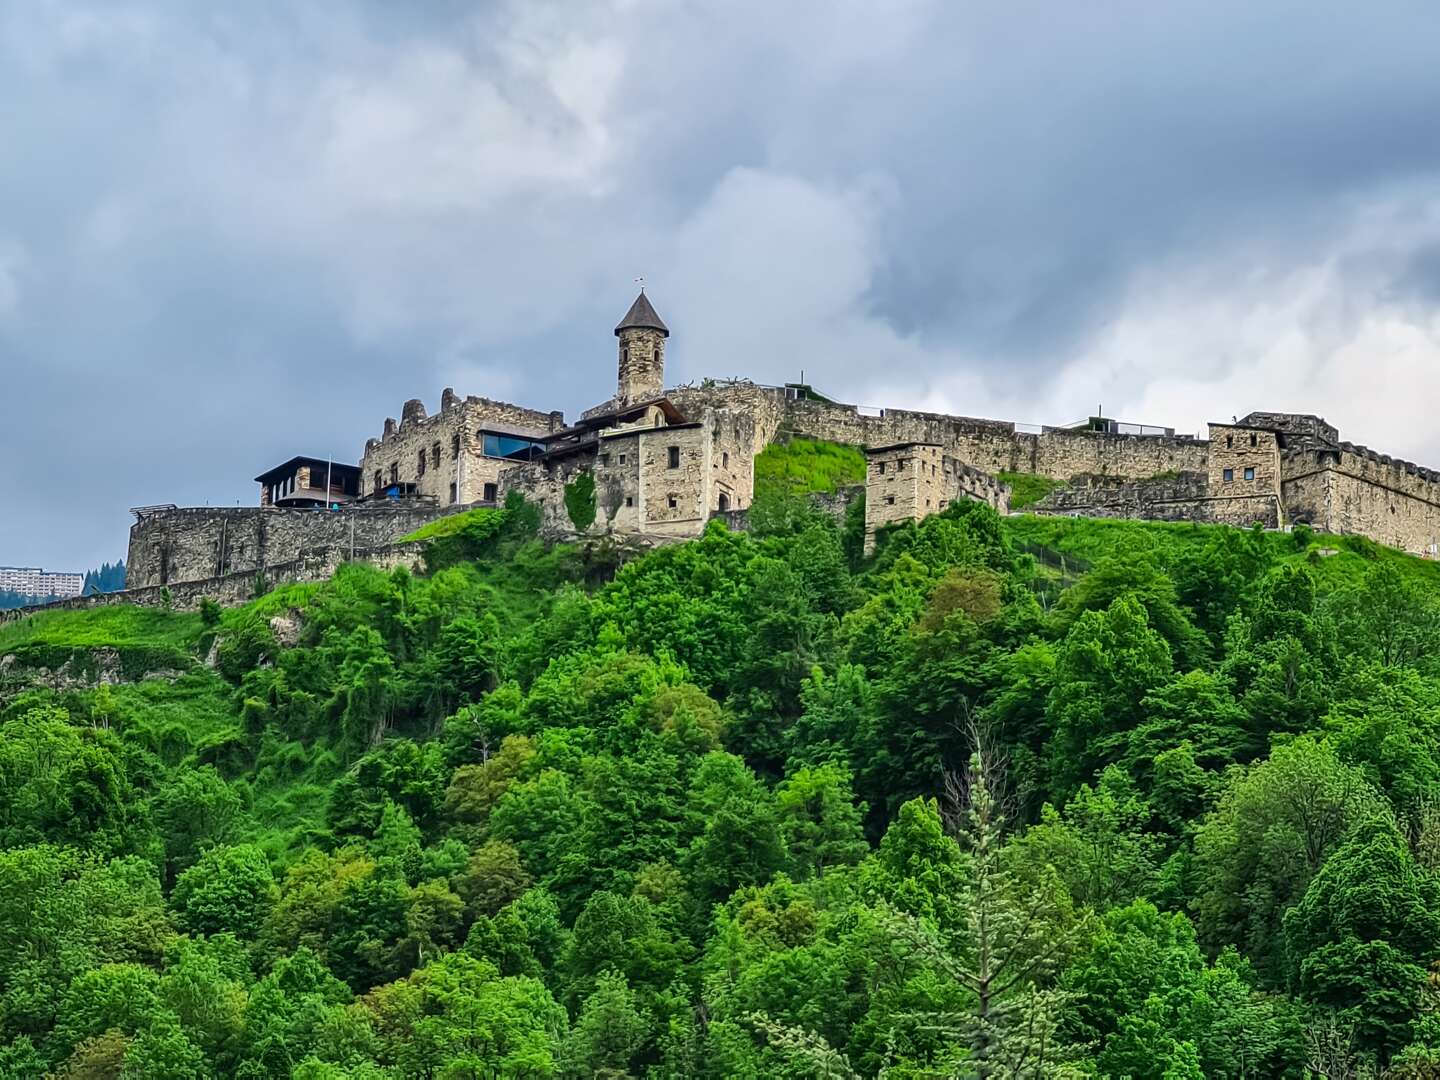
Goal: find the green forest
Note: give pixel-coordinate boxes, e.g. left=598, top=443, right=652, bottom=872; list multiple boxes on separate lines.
left=5, top=447, right=1440, bottom=1078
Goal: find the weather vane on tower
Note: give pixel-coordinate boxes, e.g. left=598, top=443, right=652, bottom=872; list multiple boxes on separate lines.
left=634, top=275, right=645, bottom=292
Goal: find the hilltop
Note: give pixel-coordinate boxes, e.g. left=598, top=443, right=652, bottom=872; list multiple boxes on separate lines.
left=2, top=492, right=1440, bottom=1077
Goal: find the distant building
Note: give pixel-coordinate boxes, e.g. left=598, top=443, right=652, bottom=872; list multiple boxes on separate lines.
left=0, top=566, right=85, bottom=598
left=255, top=457, right=362, bottom=508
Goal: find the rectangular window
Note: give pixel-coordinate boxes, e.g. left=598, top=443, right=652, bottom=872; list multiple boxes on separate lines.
left=452, top=433, right=461, bottom=459
left=599, top=454, right=610, bottom=467
left=885, top=495, right=896, bottom=505
left=483, top=482, right=497, bottom=502
left=722, top=451, right=729, bottom=468
left=448, top=482, right=457, bottom=503
left=1244, top=467, right=1255, bottom=481
left=619, top=453, right=627, bottom=465
left=1223, top=468, right=1234, bottom=482
left=667, top=495, right=678, bottom=509
left=431, top=443, right=440, bottom=469
left=898, top=458, right=908, bottom=470
left=1226, top=435, right=1233, bottom=448
left=417, top=450, right=427, bottom=477
left=625, top=496, right=634, bottom=507
left=668, top=446, right=680, bottom=468
left=481, top=433, right=544, bottom=461
left=1250, top=433, right=1258, bottom=447
left=878, top=462, right=886, bottom=475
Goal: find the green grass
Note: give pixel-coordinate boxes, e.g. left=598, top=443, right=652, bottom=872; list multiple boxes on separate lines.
left=1003, top=515, right=1440, bottom=592
left=399, top=507, right=505, bottom=543
left=997, top=472, right=1065, bottom=510
left=755, top=437, right=866, bottom=500
left=0, top=604, right=204, bottom=656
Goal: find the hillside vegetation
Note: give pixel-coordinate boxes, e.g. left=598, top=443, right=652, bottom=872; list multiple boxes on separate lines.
left=4, top=499, right=1440, bottom=1077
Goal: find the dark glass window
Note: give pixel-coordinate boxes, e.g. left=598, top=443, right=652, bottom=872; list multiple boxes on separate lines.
left=481, top=433, right=544, bottom=460
left=1223, top=468, right=1234, bottom=482
left=668, top=446, right=680, bottom=468
left=1244, top=467, right=1255, bottom=481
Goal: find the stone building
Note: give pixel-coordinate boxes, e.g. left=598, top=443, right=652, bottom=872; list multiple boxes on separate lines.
left=359, top=391, right=564, bottom=507
left=256, top=456, right=361, bottom=508
left=863, top=443, right=1011, bottom=551
left=113, top=294, right=1440, bottom=606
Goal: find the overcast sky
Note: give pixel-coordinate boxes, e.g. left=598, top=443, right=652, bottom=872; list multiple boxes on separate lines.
left=5, top=1, right=1440, bottom=571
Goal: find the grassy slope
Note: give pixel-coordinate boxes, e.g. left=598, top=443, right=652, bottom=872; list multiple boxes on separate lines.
left=0, top=605, right=203, bottom=655
left=1003, top=514, right=1440, bottom=591
left=997, top=471, right=1064, bottom=510
left=754, top=437, right=866, bottom=500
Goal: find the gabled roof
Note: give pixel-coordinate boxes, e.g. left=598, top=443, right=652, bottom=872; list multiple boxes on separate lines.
left=615, top=291, right=669, bottom=337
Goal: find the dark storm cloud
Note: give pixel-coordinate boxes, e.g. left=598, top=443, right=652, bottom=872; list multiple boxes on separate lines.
left=4, top=0, right=1440, bottom=569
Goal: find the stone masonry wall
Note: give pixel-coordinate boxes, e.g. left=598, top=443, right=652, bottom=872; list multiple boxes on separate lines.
left=4, top=542, right=426, bottom=624
left=126, top=505, right=456, bottom=589
left=864, top=444, right=1010, bottom=552
left=1207, top=425, right=1284, bottom=505
left=1282, top=449, right=1440, bottom=554
left=617, top=327, right=666, bottom=407
left=360, top=392, right=564, bottom=505
left=1033, top=472, right=1280, bottom=528
left=668, top=382, right=1210, bottom=484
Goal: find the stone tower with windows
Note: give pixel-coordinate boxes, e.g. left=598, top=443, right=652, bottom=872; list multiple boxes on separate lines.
left=615, top=290, right=668, bottom=406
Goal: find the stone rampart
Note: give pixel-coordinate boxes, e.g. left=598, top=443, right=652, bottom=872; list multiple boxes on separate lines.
left=126, top=505, right=457, bottom=589
left=2, top=541, right=427, bottom=623
left=1033, top=471, right=1280, bottom=528
left=1279, top=445, right=1440, bottom=554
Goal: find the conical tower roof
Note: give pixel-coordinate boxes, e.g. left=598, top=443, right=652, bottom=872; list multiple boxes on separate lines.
left=614, top=291, right=669, bottom=336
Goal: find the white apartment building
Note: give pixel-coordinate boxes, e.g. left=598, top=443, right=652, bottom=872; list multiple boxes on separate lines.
left=0, top=566, right=85, bottom=598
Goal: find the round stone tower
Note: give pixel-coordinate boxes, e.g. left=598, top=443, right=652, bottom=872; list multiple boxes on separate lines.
left=614, top=290, right=668, bottom=406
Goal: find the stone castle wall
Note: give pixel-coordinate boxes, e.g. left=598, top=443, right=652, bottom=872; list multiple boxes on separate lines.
left=360, top=391, right=564, bottom=505
left=864, top=443, right=1011, bottom=552
left=1281, top=446, right=1440, bottom=554
left=1033, top=471, right=1281, bottom=529
left=668, top=382, right=1210, bottom=483
left=4, top=541, right=426, bottom=624
left=126, top=505, right=456, bottom=589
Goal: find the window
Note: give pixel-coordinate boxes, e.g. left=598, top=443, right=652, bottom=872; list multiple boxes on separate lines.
left=374, top=471, right=382, bottom=493
left=481, top=433, right=544, bottom=461
left=1223, top=468, right=1234, bottom=482
left=1244, top=467, right=1255, bottom=481
left=1250, top=433, right=1258, bottom=447
left=448, top=482, right=457, bottom=503
left=389, top=462, right=399, bottom=485
left=452, top=433, right=461, bottom=459
left=1226, top=435, right=1233, bottom=448
left=668, top=446, right=681, bottom=468
left=621, top=346, right=629, bottom=366
left=599, top=453, right=610, bottom=467
left=483, top=482, right=497, bottom=502
left=885, top=495, right=896, bottom=505
left=417, top=450, right=427, bottom=477
left=898, top=458, right=908, bottom=470
left=722, top=451, right=729, bottom=468
left=878, top=462, right=886, bottom=475
left=431, top=443, right=441, bottom=469
left=619, top=453, right=627, bottom=465
left=625, top=496, right=634, bottom=507
left=667, top=495, right=678, bottom=509
left=718, top=492, right=730, bottom=511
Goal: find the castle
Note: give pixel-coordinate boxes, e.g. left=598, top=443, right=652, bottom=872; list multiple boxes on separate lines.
left=64, top=291, right=1440, bottom=609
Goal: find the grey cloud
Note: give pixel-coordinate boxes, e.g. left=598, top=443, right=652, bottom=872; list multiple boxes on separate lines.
left=5, top=0, right=1440, bottom=570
